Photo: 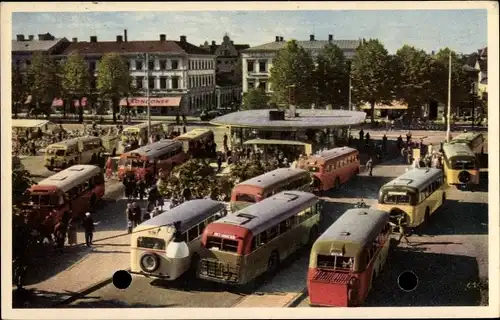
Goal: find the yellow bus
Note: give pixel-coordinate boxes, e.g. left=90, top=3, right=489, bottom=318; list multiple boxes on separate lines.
left=44, top=136, right=103, bottom=171
left=174, top=128, right=215, bottom=158
left=442, top=143, right=480, bottom=186
left=450, top=132, right=485, bottom=154
left=130, top=199, right=227, bottom=281
left=197, top=191, right=321, bottom=286
left=120, top=121, right=165, bottom=143
left=376, top=168, right=445, bottom=230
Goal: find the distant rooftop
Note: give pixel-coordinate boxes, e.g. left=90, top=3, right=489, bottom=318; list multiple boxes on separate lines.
left=12, top=33, right=67, bottom=52
left=243, top=36, right=360, bottom=53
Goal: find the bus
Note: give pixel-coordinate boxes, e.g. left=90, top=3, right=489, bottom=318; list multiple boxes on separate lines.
left=23, top=165, right=105, bottom=229
left=118, top=139, right=187, bottom=182
left=44, top=136, right=103, bottom=171
left=243, top=139, right=313, bottom=161
left=174, top=128, right=216, bottom=158
left=297, top=147, right=360, bottom=192
left=376, top=168, right=445, bottom=230
left=307, top=208, right=391, bottom=307
left=130, top=199, right=227, bottom=281
left=450, top=132, right=485, bottom=154
left=230, top=168, right=312, bottom=212
left=442, top=143, right=480, bottom=187
left=120, top=121, right=165, bottom=143
left=197, top=191, right=321, bottom=286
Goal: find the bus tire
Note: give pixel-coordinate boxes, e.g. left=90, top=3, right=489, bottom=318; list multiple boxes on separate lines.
left=307, top=226, right=319, bottom=248
left=267, top=251, right=280, bottom=275
left=90, top=194, right=97, bottom=211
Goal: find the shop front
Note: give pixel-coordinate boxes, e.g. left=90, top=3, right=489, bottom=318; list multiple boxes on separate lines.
left=119, top=96, right=183, bottom=116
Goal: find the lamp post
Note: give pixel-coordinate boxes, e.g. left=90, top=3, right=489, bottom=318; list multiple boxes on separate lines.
left=347, top=60, right=352, bottom=111
left=144, top=52, right=151, bottom=142
left=446, top=51, right=452, bottom=142
left=470, top=81, right=476, bottom=128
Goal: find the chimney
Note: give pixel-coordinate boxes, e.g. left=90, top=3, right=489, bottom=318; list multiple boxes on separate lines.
left=16, top=34, right=25, bottom=41
left=280, top=36, right=284, bottom=42
left=211, top=40, right=216, bottom=46
left=310, top=34, right=315, bottom=41
left=28, top=35, right=34, bottom=41
left=124, top=29, right=128, bottom=42
left=90, top=36, right=97, bottom=43
left=180, top=35, right=187, bottom=42
left=116, top=35, right=123, bottom=42
left=160, top=34, right=166, bottom=41
left=275, top=36, right=280, bottom=42
left=72, top=37, right=78, bottom=43
left=328, top=34, right=333, bottom=41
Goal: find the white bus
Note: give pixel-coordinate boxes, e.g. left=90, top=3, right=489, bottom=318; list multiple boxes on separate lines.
left=44, top=136, right=103, bottom=171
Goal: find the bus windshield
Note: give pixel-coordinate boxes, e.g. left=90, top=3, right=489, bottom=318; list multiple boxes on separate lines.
left=317, top=254, right=354, bottom=271
left=47, top=149, right=66, bottom=156
left=451, top=159, right=476, bottom=170
left=137, top=236, right=169, bottom=250
left=119, top=158, right=147, bottom=168
left=235, top=193, right=256, bottom=203
left=380, top=191, right=413, bottom=204
left=206, top=236, right=239, bottom=253
left=29, top=193, right=58, bottom=206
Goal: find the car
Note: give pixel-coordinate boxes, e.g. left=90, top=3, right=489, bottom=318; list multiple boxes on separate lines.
left=200, top=110, right=222, bottom=121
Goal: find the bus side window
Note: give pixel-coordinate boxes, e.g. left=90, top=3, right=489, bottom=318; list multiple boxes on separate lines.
left=259, top=232, right=267, bottom=246
left=187, top=225, right=199, bottom=242
left=267, top=226, right=279, bottom=241
left=279, top=219, right=290, bottom=234
left=198, top=221, right=206, bottom=234
left=356, top=154, right=360, bottom=161
left=251, top=236, right=258, bottom=251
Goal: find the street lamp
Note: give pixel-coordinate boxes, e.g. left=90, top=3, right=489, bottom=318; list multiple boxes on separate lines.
left=446, top=51, right=452, bottom=142
left=136, top=52, right=156, bottom=142
left=347, top=60, right=353, bottom=111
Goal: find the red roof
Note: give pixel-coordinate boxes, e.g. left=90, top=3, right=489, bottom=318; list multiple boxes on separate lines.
left=61, top=40, right=212, bottom=56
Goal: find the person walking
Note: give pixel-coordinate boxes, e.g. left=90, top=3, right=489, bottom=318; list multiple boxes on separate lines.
left=132, top=202, right=142, bottom=227
left=137, top=177, right=146, bottom=201
left=217, top=154, right=223, bottom=172
left=397, top=215, right=410, bottom=244
left=365, top=158, right=374, bottom=176
left=53, top=219, right=67, bottom=252
left=67, top=217, right=77, bottom=246
left=82, top=212, right=96, bottom=247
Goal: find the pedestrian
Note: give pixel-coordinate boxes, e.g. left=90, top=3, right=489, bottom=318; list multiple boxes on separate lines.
left=382, top=134, right=388, bottom=152
left=412, top=157, right=420, bottom=169
left=359, top=129, right=364, bottom=141
left=132, top=202, right=142, bottom=227
left=406, top=131, right=412, bottom=144
left=41, top=214, right=54, bottom=245
left=53, top=219, right=67, bottom=252
left=397, top=215, right=410, bottom=244
left=137, top=177, right=146, bottom=200
left=67, top=217, right=77, bottom=246
left=365, top=158, right=374, bottom=176
left=82, top=212, right=96, bottom=247
left=217, top=154, right=223, bottom=172
left=129, top=177, right=137, bottom=199
left=123, top=175, right=130, bottom=199
left=365, top=132, right=370, bottom=145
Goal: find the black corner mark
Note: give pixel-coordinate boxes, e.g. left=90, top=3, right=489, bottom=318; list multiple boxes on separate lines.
left=397, top=270, right=419, bottom=292
left=112, top=270, right=132, bottom=290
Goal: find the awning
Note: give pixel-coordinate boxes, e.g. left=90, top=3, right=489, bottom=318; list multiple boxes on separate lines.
left=12, top=119, right=51, bottom=129
left=52, top=98, right=64, bottom=107
left=120, top=97, right=182, bottom=107
left=73, top=97, right=88, bottom=107
left=360, top=101, right=408, bottom=110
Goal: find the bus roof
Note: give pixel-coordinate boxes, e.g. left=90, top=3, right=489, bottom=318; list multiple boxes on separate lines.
left=215, top=191, right=318, bottom=235
left=138, top=199, right=226, bottom=233
left=123, top=121, right=165, bottom=131
left=243, top=139, right=309, bottom=146
left=315, top=208, right=389, bottom=249
left=442, top=143, right=475, bottom=158
left=12, top=119, right=51, bottom=129
left=126, top=139, right=182, bottom=158
left=451, top=132, right=483, bottom=144
left=174, top=128, right=213, bottom=140
left=382, top=168, right=443, bottom=191
left=35, top=165, right=101, bottom=192
left=307, top=147, right=358, bottom=163
left=47, top=136, right=100, bottom=148
left=235, top=168, right=309, bottom=190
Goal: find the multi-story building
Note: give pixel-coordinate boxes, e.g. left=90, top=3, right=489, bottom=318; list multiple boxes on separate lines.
left=12, top=33, right=70, bottom=71
left=200, top=34, right=249, bottom=109
left=57, top=31, right=216, bottom=116
left=241, top=34, right=360, bottom=94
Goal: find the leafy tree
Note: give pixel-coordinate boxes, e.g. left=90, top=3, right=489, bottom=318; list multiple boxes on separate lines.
left=62, top=53, right=90, bottom=123
left=12, top=157, right=35, bottom=206
left=96, top=53, right=132, bottom=123
left=242, top=88, right=270, bottom=110
left=314, top=43, right=349, bottom=109
left=26, top=52, right=61, bottom=118
left=233, top=57, right=243, bottom=84
left=12, top=64, right=25, bottom=118
left=393, top=45, right=433, bottom=118
left=269, top=40, right=315, bottom=107
left=350, top=39, right=394, bottom=126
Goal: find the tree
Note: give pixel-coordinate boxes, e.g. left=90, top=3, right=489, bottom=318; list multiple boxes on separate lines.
left=12, top=64, right=25, bottom=119
left=350, top=39, right=394, bottom=126
left=393, top=45, right=433, bottom=118
left=233, top=57, right=243, bottom=84
left=96, top=53, right=132, bottom=123
left=26, top=52, right=61, bottom=118
left=242, top=88, right=270, bottom=110
left=269, top=40, right=315, bottom=107
left=62, top=53, right=90, bottom=123
left=314, top=43, right=349, bottom=109
left=12, top=157, right=35, bottom=206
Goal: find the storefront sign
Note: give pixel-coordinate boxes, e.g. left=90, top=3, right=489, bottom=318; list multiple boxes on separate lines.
left=119, top=97, right=181, bottom=107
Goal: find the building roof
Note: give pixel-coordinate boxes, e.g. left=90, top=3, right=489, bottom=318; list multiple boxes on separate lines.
left=243, top=40, right=360, bottom=53
left=61, top=40, right=213, bottom=56
left=478, top=59, right=487, bottom=72
left=210, top=109, right=366, bottom=129
left=12, top=38, right=65, bottom=53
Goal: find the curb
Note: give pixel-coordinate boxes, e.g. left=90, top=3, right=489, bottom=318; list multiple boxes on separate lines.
left=52, top=268, right=131, bottom=307
left=284, top=287, right=308, bottom=308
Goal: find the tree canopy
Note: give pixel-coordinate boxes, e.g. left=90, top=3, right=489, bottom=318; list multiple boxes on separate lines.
left=62, top=53, right=90, bottom=122
left=242, top=88, right=270, bottom=110
left=12, top=64, right=25, bottom=118
left=26, top=52, right=61, bottom=117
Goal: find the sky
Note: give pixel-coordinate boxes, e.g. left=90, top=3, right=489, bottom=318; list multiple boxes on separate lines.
left=11, top=9, right=488, bottom=54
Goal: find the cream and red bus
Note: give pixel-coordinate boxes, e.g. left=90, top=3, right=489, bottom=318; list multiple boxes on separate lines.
left=44, top=136, right=103, bottom=171
left=442, top=142, right=480, bottom=187
left=230, top=168, right=312, bottom=212
left=197, top=191, right=321, bottom=286
left=130, top=199, right=227, bottom=281
left=297, top=147, right=360, bottom=192
left=307, top=208, right=391, bottom=307
left=174, top=128, right=216, bottom=158
left=117, top=139, right=187, bottom=182
left=23, top=165, right=105, bottom=228
left=376, top=168, right=445, bottom=231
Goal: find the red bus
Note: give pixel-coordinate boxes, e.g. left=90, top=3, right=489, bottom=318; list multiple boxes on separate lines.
left=23, top=165, right=105, bottom=228
left=297, top=147, right=360, bottom=192
left=117, top=139, right=187, bottom=181
left=307, top=208, right=391, bottom=307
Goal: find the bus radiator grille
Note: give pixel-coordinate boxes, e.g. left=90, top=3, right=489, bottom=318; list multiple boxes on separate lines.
left=200, top=259, right=239, bottom=282
left=312, top=270, right=350, bottom=284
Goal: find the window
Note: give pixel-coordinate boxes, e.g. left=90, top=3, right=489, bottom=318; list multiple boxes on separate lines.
left=258, top=81, right=266, bottom=90
left=259, top=61, right=266, bottom=72
left=172, top=77, right=179, bottom=89
left=135, top=60, right=143, bottom=70
left=317, top=255, right=354, bottom=271
left=148, top=77, right=155, bottom=89
left=148, top=60, right=155, bottom=70
left=171, top=60, right=178, bottom=70
left=159, top=60, right=167, bottom=70
left=187, top=225, right=199, bottom=242
left=382, top=193, right=411, bottom=204
left=160, top=77, right=167, bottom=89
left=247, top=60, right=254, bottom=72
left=247, top=80, right=255, bottom=89
left=137, top=237, right=166, bottom=250
left=267, top=225, right=279, bottom=241
left=235, top=193, right=255, bottom=203
left=136, top=76, right=144, bottom=89
left=279, top=218, right=292, bottom=233
left=206, top=236, right=238, bottom=253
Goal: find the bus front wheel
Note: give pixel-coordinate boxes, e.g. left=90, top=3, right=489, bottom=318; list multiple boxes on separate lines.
left=267, top=251, right=280, bottom=275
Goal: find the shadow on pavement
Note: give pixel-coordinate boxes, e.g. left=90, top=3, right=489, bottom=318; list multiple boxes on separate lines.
left=365, top=248, right=483, bottom=306
left=12, top=288, right=73, bottom=308
left=64, top=299, right=177, bottom=308
left=321, top=174, right=395, bottom=200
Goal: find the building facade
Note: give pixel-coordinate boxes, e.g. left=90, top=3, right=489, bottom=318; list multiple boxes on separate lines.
left=241, top=35, right=360, bottom=94
left=200, top=34, right=249, bottom=109
left=57, top=32, right=216, bottom=116
left=12, top=33, right=70, bottom=71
